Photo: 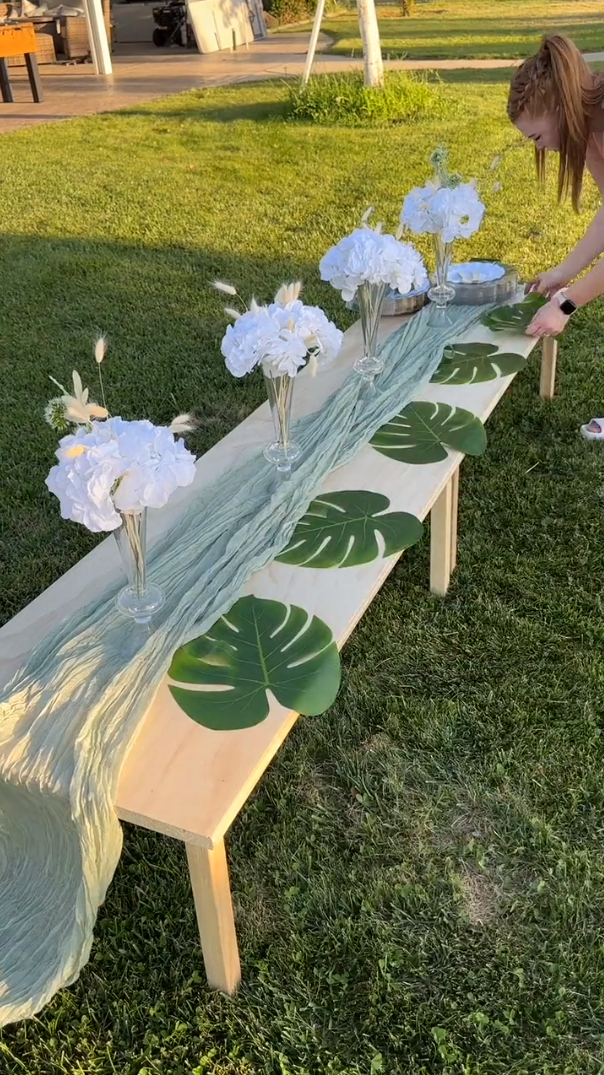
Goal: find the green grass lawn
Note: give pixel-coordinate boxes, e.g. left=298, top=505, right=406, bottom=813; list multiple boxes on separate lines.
left=3, top=76, right=604, bottom=1074
left=292, top=0, right=604, bottom=60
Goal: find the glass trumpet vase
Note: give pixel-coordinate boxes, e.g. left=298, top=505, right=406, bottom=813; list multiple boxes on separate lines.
left=114, top=509, right=165, bottom=624
left=263, top=367, right=301, bottom=473
left=428, top=234, right=456, bottom=324
left=354, top=281, right=388, bottom=378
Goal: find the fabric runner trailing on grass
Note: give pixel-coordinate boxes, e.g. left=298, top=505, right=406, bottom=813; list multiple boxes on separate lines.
left=0, top=304, right=491, bottom=1024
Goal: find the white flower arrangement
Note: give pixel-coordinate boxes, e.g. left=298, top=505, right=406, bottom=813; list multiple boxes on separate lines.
left=400, top=147, right=485, bottom=244
left=44, top=339, right=197, bottom=533
left=216, top=280, right=343, bottom=379
left=319, top=214, right=428, bottom=302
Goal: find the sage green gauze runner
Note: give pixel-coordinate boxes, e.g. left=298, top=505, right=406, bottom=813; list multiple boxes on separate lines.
left=0, top=304, right=491, bottom=1024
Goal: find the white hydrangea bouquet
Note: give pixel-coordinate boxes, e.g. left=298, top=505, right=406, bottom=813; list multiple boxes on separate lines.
left=320, top=211, right=427, bottom=378
left=215, top=279, right=343, bottom=472
left=400, top=147, right=485, bottom=316
left=44, top=339, right=197, bottom=623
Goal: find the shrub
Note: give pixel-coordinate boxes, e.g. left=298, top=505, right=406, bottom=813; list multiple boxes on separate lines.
left=263, top=0, right=312, bottom=24
left=287, top=70, right=449, bottom=127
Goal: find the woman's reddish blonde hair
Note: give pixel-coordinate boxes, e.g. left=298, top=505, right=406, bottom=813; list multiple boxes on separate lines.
left=508, top=35, right=604, bottom=210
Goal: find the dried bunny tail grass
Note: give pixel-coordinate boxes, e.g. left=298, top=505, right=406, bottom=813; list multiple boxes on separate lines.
left=250, top=297, right=260, bottom=314
left=212, top=280, right=237, bottom=296
left=395, top=223, right=405, bottom=241
left=224, top=307, right=241, bottom=321
left=170, top=413, right=199, bottom=435
left=274, top=281, right=302, bottom=306
left=94, top=335, right=107, bottom=365
left=361, top=206, right=374, bottom=225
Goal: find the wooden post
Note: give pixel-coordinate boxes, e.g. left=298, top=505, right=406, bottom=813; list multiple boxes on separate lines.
left=540, top=336, right=558, bottom=400
left=186, top=838, right=241, bottom=995
left=449, top=466, right=459, bottom=573
left=430, top=469, right=459, bottom=596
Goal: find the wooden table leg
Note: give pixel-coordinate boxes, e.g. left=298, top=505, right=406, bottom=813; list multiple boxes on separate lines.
left=25, top=52, right=43, bottom=103
left=430, top=468, right=460, bottom=596
left=186, top=838, right=241, bottom=995
left=449, top=466, right=459, bottom=573
left=0, top=58, right=13, bottom=104
left=540, top=336, right=558, bottom=400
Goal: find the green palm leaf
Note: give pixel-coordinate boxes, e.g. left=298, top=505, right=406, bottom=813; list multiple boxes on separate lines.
left=481, top=293, right=547, bottom=332
left=276, top=490, right=424, bottom=568
left=431, top=341, right=526, bottom=385
left=371, top=401, right=487, bottom=465
left=168, top=595, right=341, bottom=730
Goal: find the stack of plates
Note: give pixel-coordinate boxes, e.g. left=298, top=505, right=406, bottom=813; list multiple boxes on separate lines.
left=448, top=262, right=505, bottom=284
left=443, top=260, right=519, bottom=306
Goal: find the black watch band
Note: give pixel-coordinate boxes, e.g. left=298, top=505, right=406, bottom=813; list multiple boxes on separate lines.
left=559, top=296, right=577, bottom=316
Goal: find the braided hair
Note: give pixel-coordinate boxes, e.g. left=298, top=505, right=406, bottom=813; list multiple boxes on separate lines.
left=508, top=35, right=604, bottom=211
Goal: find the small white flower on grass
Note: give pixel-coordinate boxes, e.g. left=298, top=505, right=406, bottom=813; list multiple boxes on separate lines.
left=45, top=398, right=70, bottom=433
left=212, top=280, right=238, bottom=296
left=492, top=181, right=503, bottom=193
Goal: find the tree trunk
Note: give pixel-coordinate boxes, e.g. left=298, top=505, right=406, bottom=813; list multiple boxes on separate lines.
left=357, top=0, right=384, bottom=88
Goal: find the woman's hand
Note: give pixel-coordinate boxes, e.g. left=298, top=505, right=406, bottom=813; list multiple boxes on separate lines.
left=525, top=266, right=571, bottom=296
left=525, top=300, right=569, bottom=338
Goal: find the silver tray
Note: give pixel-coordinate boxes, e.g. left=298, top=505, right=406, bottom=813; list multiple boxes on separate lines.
left=444, top=262, right=519, bottom=306
left=346, top=284, right=429, bottom=317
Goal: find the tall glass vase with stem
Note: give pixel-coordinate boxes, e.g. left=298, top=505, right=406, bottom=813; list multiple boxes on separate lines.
left=428, top=233, right=456, bottom=325
left=263, top=364, right=301, bottom=474
left=114, top=509, right=165, bottom=624
left=354, top=281, right=388, bottom=378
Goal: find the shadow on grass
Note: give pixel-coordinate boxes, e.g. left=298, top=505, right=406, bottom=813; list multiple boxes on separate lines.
left=117, top=93, right=292, bottom=124
left=0, top=232, right=351, bottom=625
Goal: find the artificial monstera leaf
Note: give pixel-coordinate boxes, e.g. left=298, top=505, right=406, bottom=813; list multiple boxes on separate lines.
left=371, top=401, right=487, bottom=465
left=168, top=595, right=341, bottom=730
left=481, top=293, right=547, bottom=332
left=276, top=490, right=424, bottom=569
left=431, top=341, right=527, bottom=385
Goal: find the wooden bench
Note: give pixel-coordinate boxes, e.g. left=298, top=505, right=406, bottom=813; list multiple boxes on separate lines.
left=0, top=309, right=557, bottom=996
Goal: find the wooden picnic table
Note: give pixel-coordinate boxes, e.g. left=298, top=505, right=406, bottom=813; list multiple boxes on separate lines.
left=0, top=306, right=557, bottom=996
left=0, top=23, right=43, bottom=103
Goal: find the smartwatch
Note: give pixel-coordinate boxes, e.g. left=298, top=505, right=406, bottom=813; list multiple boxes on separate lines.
left=555, top=289, right=578, bottom=316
